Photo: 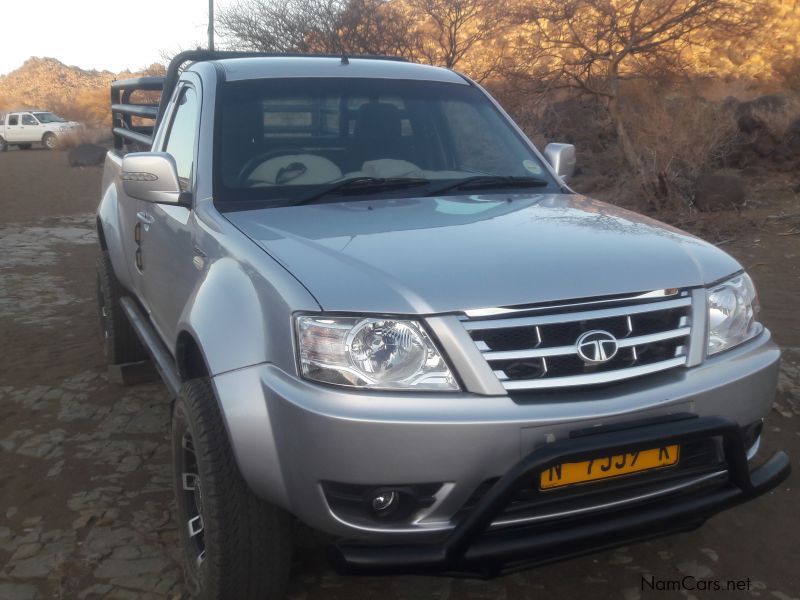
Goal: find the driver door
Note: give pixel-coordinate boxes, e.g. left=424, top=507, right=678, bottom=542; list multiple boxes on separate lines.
left=5, top=114, right=22, bottom=142
left=19, top=114, right=41, bottom=143
left=139, top=83, right=200, bottom=346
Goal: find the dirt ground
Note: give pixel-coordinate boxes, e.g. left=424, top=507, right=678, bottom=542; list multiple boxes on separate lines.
left=0, top=148, right=798, bottom=600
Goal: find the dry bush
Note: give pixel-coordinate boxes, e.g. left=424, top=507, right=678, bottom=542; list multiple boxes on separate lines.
left=776, top=58, right=800, bottom=94
left=618, top=83, right=741, bottom=210
left=500, top=81, right=744, bottom=213
left=55, top=128, right=112, bottom=150
left=46, top=88, right=110, bottom=128
left=748, top=95, right=800, bottom=138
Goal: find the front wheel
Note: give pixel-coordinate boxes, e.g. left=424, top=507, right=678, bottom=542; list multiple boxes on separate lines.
left=43, top=132, right=58, bottom=150
left=172, top=379, right=293, bottom=599
left=0, top=137, right=7, bottom=152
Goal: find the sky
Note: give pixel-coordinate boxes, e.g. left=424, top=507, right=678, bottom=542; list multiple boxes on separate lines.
left=0, top=0, right=237, bottom=75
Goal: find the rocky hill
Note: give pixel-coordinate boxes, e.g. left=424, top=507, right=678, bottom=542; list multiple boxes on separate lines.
left=0, top=57, right=164, bottom=125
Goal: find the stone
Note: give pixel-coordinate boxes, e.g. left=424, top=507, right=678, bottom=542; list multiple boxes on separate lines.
left=735, top=94, right=787, bottom=119
left=737, top=113, right=765, bottom=134
left=751, top=130, right=780, bottom=158
left=78, top=584, right=113, bottom=599
left=94, top=557, right=166, bottom=579
left=111, top=545, right=141, bottom=560
left=67, top=143, right=108, bottom=167
left=6, top=556, right=53, bottom=578
left=677, top=560, right=714, bottom=579
left=22, top=516, right=42, bottom=528
left=693, top=173, right=746, bottom=211
left=786, top=118, right=800, bottom=155
left=47, top=459, right=65, bottom=477
left=700, top=547, right=719, bottom=562
left=0, top=583, right=40, bottom=600
left=11, top=542, right=42, bottom=560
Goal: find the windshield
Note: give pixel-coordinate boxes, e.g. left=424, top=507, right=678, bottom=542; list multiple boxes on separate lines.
left=215, top=78, right=556, bottom=205
left=33, top=112, right=66, bottom=123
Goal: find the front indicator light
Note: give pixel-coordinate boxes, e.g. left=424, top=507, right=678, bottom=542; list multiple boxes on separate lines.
left=707, top=272, right=761, bottom=356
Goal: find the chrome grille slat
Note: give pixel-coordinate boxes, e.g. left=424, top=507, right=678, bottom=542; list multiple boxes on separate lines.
left=463, top=292, right=694, bottom=391
left=464, top=288, right=680, bottom=318
left=484, top=344, right=578, bottom=361
left=500, top=357, right=687, bottom=390
left=482, top=326, right=691, bottom=361
left=617, top=327, right=691, bottom=348
left=461, top=296, right=692, bottom=331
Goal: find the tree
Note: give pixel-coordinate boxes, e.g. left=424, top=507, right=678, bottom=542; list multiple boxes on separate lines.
left=338, top=0, right=421, bottom=57
left=217, top=0, right=510, bottom=79
left=217, top=0, right=346, bottom=53
left=217, top=0, right=418, bottom=57
left=405, top=0, right=510, bottom=77
left=509, top=0, right=770, bottom=187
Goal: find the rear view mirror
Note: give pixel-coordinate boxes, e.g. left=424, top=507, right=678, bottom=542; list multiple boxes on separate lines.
left=544, top=143, right=576, bottom=180
left=121, top=152, right=187, bottom=204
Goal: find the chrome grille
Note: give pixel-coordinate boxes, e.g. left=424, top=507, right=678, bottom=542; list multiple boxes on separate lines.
left=462, top=291, right=693, bottom=390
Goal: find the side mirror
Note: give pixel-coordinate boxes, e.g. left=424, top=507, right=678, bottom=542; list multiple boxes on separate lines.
left=121, top=152, right=188, bottom=205
left=544, top=143, right=576, bottom=180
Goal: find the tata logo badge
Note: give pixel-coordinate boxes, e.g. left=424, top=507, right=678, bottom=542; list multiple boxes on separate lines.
left=576, top=330, right=619, bottom=364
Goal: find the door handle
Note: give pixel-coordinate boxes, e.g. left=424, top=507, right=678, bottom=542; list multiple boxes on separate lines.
left=136, top=211, right=155, bottom=232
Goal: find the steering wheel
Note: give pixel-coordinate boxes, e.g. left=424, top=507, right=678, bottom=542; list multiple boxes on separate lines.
left=236, top=149, right=298, bottom=185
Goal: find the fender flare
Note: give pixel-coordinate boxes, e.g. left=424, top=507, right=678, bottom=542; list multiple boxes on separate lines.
left=176, top=256, right=306, bottom=507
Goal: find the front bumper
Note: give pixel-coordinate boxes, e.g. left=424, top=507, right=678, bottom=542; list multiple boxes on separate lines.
left=331, top=415, right=790, bottom=576
left=212, top=330, right=781, bottom=538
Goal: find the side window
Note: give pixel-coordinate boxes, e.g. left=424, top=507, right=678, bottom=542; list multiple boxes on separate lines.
left=8, top=115, right=19, bottom=126
left=21, top=114, right=37, bottom=126
left=163, top=87, right=199, bottom=191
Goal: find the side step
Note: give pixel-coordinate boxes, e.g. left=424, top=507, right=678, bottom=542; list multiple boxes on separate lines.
left=119, top=296, right=182, bottom=397
left=107, top=360, right=159, bottom=387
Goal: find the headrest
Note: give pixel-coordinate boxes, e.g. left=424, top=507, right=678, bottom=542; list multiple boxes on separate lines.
left=354, top=103, right=402, bottom=140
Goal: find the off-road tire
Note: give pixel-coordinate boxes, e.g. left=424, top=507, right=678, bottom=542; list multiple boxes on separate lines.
left=172, top=378, right=292, bottom=599
left=18, top=143, right=31, bottom=150
left=43, top=132, right=58, bottom=150
left=95, top=251, right=147, bottom=365
left=0, top=137, right=7, bottom=152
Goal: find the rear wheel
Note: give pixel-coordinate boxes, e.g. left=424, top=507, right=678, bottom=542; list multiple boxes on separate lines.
left=43, top=132, right=58, bottom=150
left=172, top=379, right=293, bottom=599
left=95, top=250, right=147, bottom=364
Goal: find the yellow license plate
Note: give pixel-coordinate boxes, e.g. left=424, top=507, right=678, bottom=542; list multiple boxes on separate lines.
left=539, top=445, right=680, bottom=490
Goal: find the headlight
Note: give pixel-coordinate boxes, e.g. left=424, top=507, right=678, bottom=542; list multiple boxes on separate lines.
left=295, top=315, right=459, bottom=391
left=707, top=273, right=761, bottom=356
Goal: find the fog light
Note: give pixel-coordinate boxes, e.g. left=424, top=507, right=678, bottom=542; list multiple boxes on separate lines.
left=371, top=491, right=398, bottom=515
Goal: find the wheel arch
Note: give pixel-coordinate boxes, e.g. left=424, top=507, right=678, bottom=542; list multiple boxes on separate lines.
left=176, top=330, right=211, bottom=382
left=96, top=217, right=109, bottom=250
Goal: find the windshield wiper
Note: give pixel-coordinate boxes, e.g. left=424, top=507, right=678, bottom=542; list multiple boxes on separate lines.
left=424, top=175, right=549, bottom=197
left=291, top=177, right=431, bottom=206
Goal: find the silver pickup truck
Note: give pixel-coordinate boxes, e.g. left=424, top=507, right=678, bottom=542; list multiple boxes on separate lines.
left=96, top=51, right=790, bottom=599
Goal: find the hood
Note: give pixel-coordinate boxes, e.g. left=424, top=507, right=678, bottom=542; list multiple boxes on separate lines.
left=225, top=194, right=741, bottom=314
